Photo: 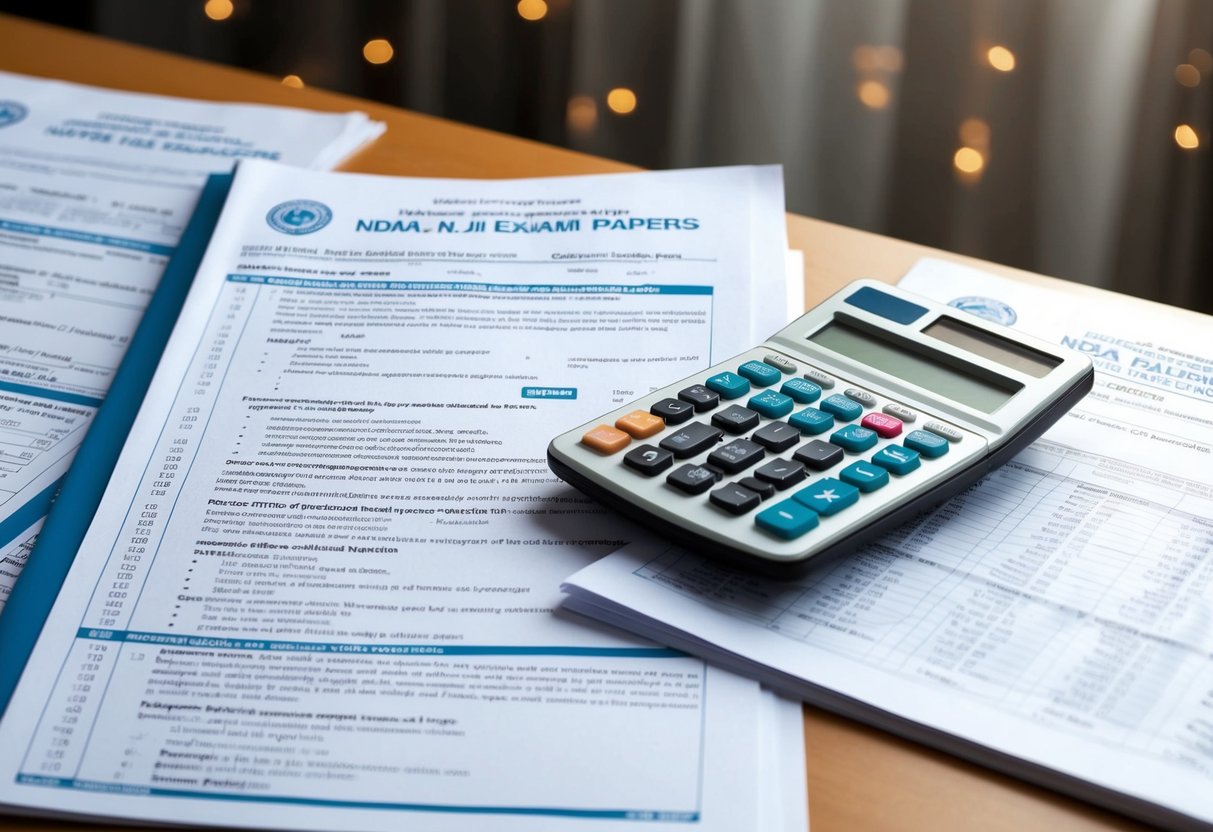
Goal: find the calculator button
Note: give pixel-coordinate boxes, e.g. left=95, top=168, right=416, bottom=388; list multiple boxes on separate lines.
left=666, top=464, right=718, bottom=494
left=792, top=478, right=859, bottom=516
left=861, top=412, right=903, bottom=438
left=678, top=385, right=720, bottom=412
left=581, top=425, right=631, bottom=454
left=615, top=410, right=665, bottom=438
left=738, top=360, right=782, bottom=387
left=788, top=407, right=834, bottom=435
left=707, top=438, right=765, bottom=474
left=711, top=405, right=761, bottom=434
left=659, top=422, right=723, bottom=458
left=650, top=398, right=695, bottom=425
left=802, top=367, right=835, bottom=389
left=763, top=354, right=798, bottom=373
left=839, top=461, right=889, bottom=492
left=844, top=388, right=878, bottom=408
left=623, top=445, right=674, bottom=476
left=780, top=378, right=821, bottom=404
left=710, top=482, right=763, bottom=515
left=924, top=421, right=964, bottom=442
left=904, top=429, right=949, bottom=458
left=755, top=498, right=819, bottom=539
left=820, top=394, right=863, bottom=421
left=882, top=403, right=916, bottom=423
left=747, top=390, right=794, bottom=419
left=752, top=421, right=800, bottom=452
left=737, top=476, right=776, bottom=500
left=793, top=439, right=844, bottom=471
left=829, top=424, right=878, bottom=453
left=706, top=372, right=750, bottom=399
left=754, top=459, right=807, bottom=489
left=872, top=445, right=921, bottom=475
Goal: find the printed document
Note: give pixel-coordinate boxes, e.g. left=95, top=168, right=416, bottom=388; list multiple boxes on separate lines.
left=0, top=70, right=384, bottom=606
left=0, top=159, right=804, bottom=830
left=563, top=260, right=1213, bottom=828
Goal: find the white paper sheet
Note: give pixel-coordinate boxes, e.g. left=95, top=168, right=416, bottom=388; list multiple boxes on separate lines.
left=0, top=70, right=385, bottom=607
left=0, top=159, right=805, bottom=830
left=562, top=259, right=1213, bottom=829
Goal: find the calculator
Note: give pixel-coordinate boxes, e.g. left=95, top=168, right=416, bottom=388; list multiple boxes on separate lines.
left=547, top=280, right=1094, bottom=577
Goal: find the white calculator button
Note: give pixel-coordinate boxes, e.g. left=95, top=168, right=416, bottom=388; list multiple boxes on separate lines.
left=802, top=368, right=835, bottom=389
left=882, top=403, right=916, bottom=422
left=924, top=420, right=964, bottom=442
left=843, top=388, right=877, bottom=408
left=763, top=354, right=798, bottom=373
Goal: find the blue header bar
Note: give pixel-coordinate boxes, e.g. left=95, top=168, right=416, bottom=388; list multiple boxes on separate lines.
left=0, top=217, right=174, bottom=257
left=0, top=380, right=103, bottom=408
left=226, top=274, right=712, bottom=295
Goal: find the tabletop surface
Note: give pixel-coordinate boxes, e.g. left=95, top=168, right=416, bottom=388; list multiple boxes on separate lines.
left=0, top=12, right=1150, bottom=832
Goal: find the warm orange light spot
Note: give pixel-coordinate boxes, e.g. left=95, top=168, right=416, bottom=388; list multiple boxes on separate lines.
left=987, top=45, right=1016, bottom=72
left=1175, top=124, right=1200, bottom=149
left=204, top=0, right=233, bottom=21
left=852, top=46, right=878, bottom=72
left=954, top=147, right=985, bottom=174
left=362, top=39, right=394, bottom=65
left=1190, top=48, right=1213, bottom=74
left=606, top=87, right=637, bottom=115
left=566, top=95, right=598, bottom=134
left=1175, top=63, right=1201, bottom=87
left=281, top=75, right=305, bottom=89
left=517, top=0, right=548, bottom=21
left=959, top=118, right=990, bottom=147
left=857, top=80, right=890, bottom=109
left=875, top=46, right=903, bottom=73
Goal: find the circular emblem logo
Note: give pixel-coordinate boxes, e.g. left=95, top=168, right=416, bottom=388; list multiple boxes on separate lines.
left=266, top=200, right=332, bottom=235
left=948, top=295, right=1017, bottom=326
left=0, top=101, right=29, bottom=129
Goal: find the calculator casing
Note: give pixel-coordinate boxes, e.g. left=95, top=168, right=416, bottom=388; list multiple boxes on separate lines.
left=547, top=279, right=1094, bottom=578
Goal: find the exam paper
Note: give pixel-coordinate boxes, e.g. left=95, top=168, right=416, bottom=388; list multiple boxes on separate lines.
left=0, top=159, right=804, bottom=830
left=562, top=260, right=1213, bottom=829
left=0, top=70, right=384, bottom=607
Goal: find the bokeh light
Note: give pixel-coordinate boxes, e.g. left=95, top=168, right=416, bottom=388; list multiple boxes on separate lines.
left=606, top=88, right=637, bottom=115
left=363, top=39, right=394, bottom=65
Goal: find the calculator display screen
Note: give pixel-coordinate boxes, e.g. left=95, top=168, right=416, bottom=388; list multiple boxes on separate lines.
left=923, top=316, right=1061, bottom=378
left=809, top=321, right=1017, bottom=412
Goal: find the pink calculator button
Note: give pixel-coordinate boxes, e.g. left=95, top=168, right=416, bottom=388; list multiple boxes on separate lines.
left=861, top=412, right=903, bottom=438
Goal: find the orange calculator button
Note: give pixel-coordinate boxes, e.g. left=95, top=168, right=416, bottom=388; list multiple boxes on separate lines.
left=581, top=425, right=632, bottom=454
left=615, top=410, right=664, bottom=439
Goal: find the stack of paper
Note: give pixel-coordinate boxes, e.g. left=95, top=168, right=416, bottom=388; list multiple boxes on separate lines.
left=561, top=259, right=1213, bottom=829
left=0, top=146, right=808, bottom=830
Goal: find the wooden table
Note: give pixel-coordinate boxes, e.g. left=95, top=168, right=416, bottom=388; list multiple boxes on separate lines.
left=0, top=13, right=1148, bottom=832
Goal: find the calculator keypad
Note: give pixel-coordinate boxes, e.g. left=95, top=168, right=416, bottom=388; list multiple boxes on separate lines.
left=565, top=346, right=981, bottom=561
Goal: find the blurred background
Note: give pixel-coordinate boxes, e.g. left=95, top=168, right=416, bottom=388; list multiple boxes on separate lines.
left=2, top=0, right=1210, bottom=313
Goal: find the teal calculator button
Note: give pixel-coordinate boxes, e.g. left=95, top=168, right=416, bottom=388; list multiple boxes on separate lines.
left=738, top=360, right=782, bottom=387
left=839, top=461, right=889, bottom=492
left=904, top=429, right=949, bottom=458
left=792, top=478, right=859, bottom=516
left=747, top=389, right=794, bottom=419
left=820, top=393, right=863, bottom=421
left=788, top=407, right=834, bottom=435
left=829, top=424, right=878, bottom=453
left=755, top=498, right=819, bottom=539
left=780, top=378, right=821, bottom=404
left=872, top=444, right=921, bottom=475
left=705, top=371, right=751, bottom=399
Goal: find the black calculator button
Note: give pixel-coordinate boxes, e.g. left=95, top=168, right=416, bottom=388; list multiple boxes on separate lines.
left=667, top=463, right=718, bottom=494
left=754, top=459, right=806, bottom=490
left=659, top=422, right=723, bottom=458
left=711, top=405, right=760, bottom=434
left=702, top=463, right=725, bottom=481
left=650, top=398, right=694, bottom=424
left=623, top=444, right=674, bottom=476
left=709, top=482, right=763, bottom=515
left=707, top=438, right=765, bottom=474
left=678, top=385, right=720, bottom=412
left=793, top=440, right=844, bottom=471
left=737, top=476, right=776, bottom=500
left=752, top=421, right=800, bottom=452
